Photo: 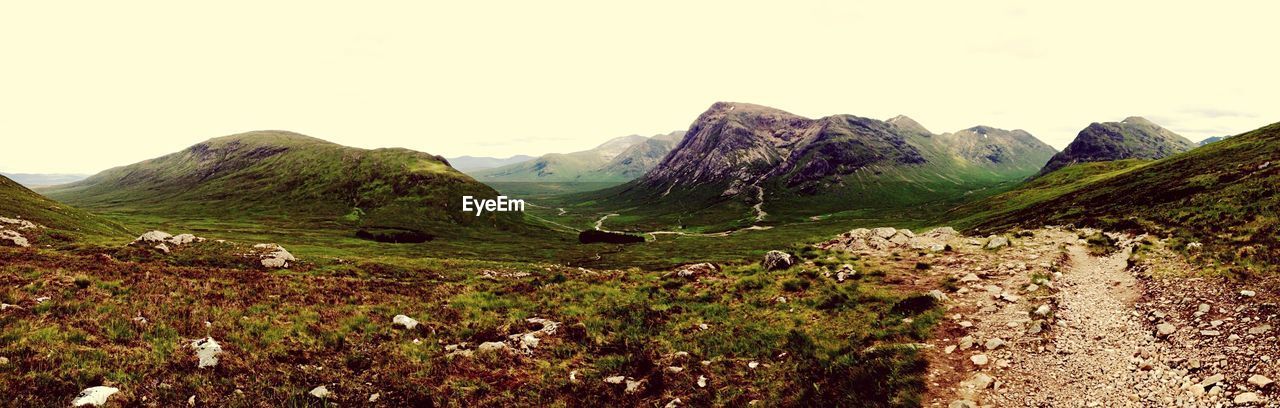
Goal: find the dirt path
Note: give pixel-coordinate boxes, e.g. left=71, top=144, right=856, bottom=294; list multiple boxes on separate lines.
left=933, top=231, right=1272, bottom=407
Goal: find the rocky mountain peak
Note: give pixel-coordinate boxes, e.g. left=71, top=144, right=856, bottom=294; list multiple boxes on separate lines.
left=887, top=115, right=932, bottom=135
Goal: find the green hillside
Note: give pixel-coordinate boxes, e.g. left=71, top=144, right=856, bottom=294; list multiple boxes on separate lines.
left=0, top=174, right=129, bottom=241
left=954, top=121, right=1280, bottom=273
left=43, top=131, right=522, bottom=238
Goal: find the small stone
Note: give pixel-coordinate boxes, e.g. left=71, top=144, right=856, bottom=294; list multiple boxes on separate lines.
left=1199, top=374, right=1225, bottom=387
left=697, top=375, right=708, bottom=388
left=477, top=341, right=507, bottom=352
left=1156, top=323, right=1177, bottom=337
left=949, top=400, right=978, bottom=408
left=971, top=354, right=989, bottom=366
left=1234, top=392, right=1261, bottom=404
left=1033, top=304, right=1051, bottom=316
left=748, top=361, right=759, bottom=369
left=369, top=393, right=380, bottom=403
left=1248, top=374, right=1274, bottom=388
left=604, top=375, right=625, bottom=384
left=1198, top=303, right=1211, bottom=313
left=959, top=336, right=975, bottom=350
left=309, top=385, right=332, bottom=399
left=392, top=314, right=419, bottom=330
left=960, top=373, right=994, bottom=390
left=1241, top=290, right=1257, bottom=297
left=945, top=345, right=957, bottom=354
left=984, top=338, right=1006, bottom=350
left=190, top=337, right=223, bottom=368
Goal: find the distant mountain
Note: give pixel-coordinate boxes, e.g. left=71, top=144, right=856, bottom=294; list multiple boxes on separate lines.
left=469, top=131, right=685, bottom=183
left=446, top=155, right=536, bottom=172
left=1, top=172, right=89, bottom=187
left=44, top=131, right=522, bottom=237
left=1199, top=135, right=1229, bottom=146
left=576, top=102, right=1057, bottom=229
left=951, top=120, right=1280, bottom=273
left=0, top=174, right=128, bottom=241
left=1037, top=117, right=1194, bottom=176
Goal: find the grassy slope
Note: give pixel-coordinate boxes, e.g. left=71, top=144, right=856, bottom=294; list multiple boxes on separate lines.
left=956, top=121, right=1280, bottom=272
left=42, top=131, right=523, bottom=238
left=0, top=242, right=938, bottom=407
left=0, top=174, right=129, bottom=241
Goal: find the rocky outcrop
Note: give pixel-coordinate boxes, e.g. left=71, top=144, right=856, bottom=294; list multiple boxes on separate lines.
left=818, top=226, right=959, bottom=253
left=0, top=217, right=41, bottom=247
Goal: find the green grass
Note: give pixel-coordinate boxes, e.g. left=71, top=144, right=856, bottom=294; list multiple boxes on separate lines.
left=0, top=174, right=130, bottom=243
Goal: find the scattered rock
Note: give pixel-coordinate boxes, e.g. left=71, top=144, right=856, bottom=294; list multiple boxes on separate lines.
left=624, top=378, right=645, bottom=394
left=369, top=393, right=380, bottom=403
left=190, top=337, right=223, bottom=368
left=604, top=376, right=625, bottom=384
left=1241, top=290, right=1257, bottom=297
left=1156, top=323, right=1177, bottom=337
left=984, top=338, right=1006, bottom=350
left=697, top=375, right=708, bottom=388
left=133, top=230, right=173, bottom=244
left=72, top=386, right=119, bottom=407
left=1199, top=373, right=1225, bottom=387
left=392, top=314, right=419, bottom=330
left=949, top=400, right=979, bottom=408
left=762, top=250, right=794, bottom=271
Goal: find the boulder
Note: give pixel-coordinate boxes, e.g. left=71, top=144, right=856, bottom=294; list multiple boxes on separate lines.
left=254, top=243, right=297, bottom=268
left=73, top=386, right=120, bottom=407
left=477, top=341, right=508, bottom=352
left=190, top=337, right=223, bottom=368
left=847, top=228, right=872, bottom=239
left=133, top=230, right=173, bottom=244
left=873, top=227, right=898, bottom=239
left=170, top=233, right=200, bottom=245
left=392, top=315, right=419, bottom=330
left=985, top=235, right=1009, bottom=250
left=761, top=251, right=794, bottom=271
left=674, top=263, right=720, bottom=278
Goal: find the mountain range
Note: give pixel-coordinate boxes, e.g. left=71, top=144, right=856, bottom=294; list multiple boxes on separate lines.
left=468, top=131, right=684, bottom=183
left=445, top=155, right=536, bottom=172
left=576, top=102, right=1058, bottom=229
left=1036, top=117, right=1195, bottom=176
left=1, top=172, right=89, bottom=187
left=42, top=131, right=521, bottom=238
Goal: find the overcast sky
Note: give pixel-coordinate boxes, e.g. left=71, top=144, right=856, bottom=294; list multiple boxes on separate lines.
left=2, top=1, right=1276, bottom=174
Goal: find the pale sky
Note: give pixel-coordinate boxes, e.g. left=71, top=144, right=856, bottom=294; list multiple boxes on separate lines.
left=2, top=1, right=1276, bottom=174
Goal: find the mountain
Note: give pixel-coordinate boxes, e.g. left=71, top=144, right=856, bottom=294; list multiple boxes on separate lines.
left=1199, top=136, right=1229, bottom=146
left=951, top=120, right=1280, bottom=273
left=469, top=131, right=684, bottom=183
left=43, top=131, right=521, bottom=237
left=1036, top=117, right=1194, bottom=176
left=577, top=102, right=1057, bottom=229
left=0, top=174, right=128, bottom=241
left=445, top=155, right=536, bottom=172
left=1, top=172, right=90, bottom=187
